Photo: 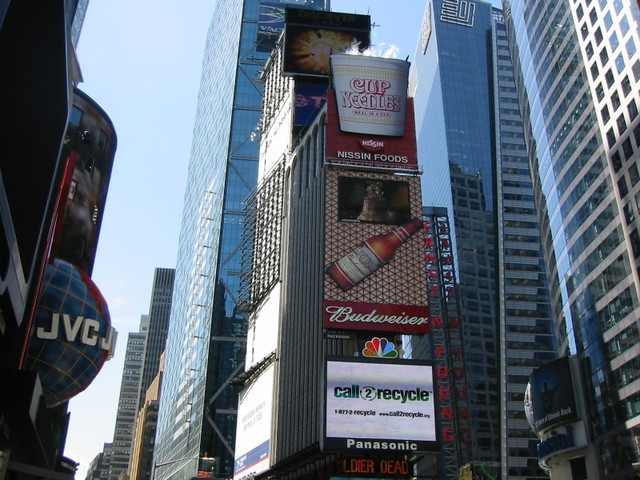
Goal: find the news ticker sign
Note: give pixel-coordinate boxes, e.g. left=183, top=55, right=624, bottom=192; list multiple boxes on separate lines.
left=324, top=357, right=437, bottom=453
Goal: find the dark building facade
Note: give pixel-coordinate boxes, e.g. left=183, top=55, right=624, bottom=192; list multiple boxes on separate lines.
left=0, top=1, right=116, bottom=477
left=409, top=1, right=557, bottom=478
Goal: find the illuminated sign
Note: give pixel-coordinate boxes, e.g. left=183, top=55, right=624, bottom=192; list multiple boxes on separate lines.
left=325, top=90, right=418, bottom=171
left=323, top=171, right=428, bottom=334
left=337, top=459, right=410, bottom=476
left=528, top=357, right=578, bottom=434
left=283, top=8, right=370, bottom=77
left=324, top=357, right=437, bottom=453
left=26, top=259, right=116, bottom=406
left=330, top=54, right=410, bottom=137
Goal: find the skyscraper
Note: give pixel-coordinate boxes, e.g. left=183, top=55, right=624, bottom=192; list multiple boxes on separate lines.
left=153, top=2, right=328, bottom=479
left=108, top=317, right=148, bottom=479
left=138, top=268, right=174, bottom=411
left=409, top=1, right=556, bottom=477
left=504, top=0, right=640, bottom=477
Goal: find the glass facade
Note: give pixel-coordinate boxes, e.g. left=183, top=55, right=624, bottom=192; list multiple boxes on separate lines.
left=410, top=1, right=555, bottom=478
left=153, top=2, right=327, bottom=479
left=505, top=0, right=640, bottom=477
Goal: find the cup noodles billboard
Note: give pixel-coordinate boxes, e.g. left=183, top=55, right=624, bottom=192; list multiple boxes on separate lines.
left=325, top=56, right=418, bottom=172
left=324, top=357, right=437, bottom=453
left=330, top=54, right=410, bottom=137
left=323, top=170, right=429, bottom=334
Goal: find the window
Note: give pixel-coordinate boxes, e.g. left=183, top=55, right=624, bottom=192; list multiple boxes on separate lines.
left=605, top=69, right=615, bottom=87
left=623, top=202, right=634, bottom=224
left=595, top=27, right=603, bottom=44
left=617, top=114, right=627, bottom=134
left=629, top=163, right=640, bottom=185
left=589, top=8, right=598, bottom=25
left=604, top=12, right=613, bottom=29
left=612, top=90, right=621, bottom=109
left=98, top=130, right=108, bottom=151
left=620, top=16, right=630, bottom=35
left=591, top=63, right=599, bottom=79
left=600, top=48, right=609, bottom=65
left=626, top=38, right=637, bottom=57
left=622, top=76, right=632, bottom=96
left=70, top=106, right=83, bottom=127
left=615, top=53, right=625, bottom=73
left=611, top=151, right=622, bottom=172
left=610, top=31, right=619, bottom=51
left=602, top=105, right=611, bottom=122
left=618, top=176, right=629, bottom=197
left=628, top=100, right=639, bottom=121
left=607, top=128, right=617, bottom=148
left=596, top=83, right=605, bottom=101
left=586, top=42, right=594, bottom=59
left=85, top=154, right=95, bottom=174
left=622, top=138, right=634, bottom=159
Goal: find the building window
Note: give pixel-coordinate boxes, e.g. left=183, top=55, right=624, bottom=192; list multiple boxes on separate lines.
left=596, top=83, right=605, bottom=100
left=626, top=38, right=637, bottom=57
left=98, top=130, right=108, bottom=151
left=595, top=27, right=603, bottom=44
left=629, top=163, right=640, bottom=185
left=610, top=31, right=620, bottom=51
left=605, top=69, right=615, bottom=87
left=622, top=138, right=633, bottom=159
left=618, top=177, right=629, bottom=197
left=617, top=114, right=627, bottom=134
left=615, top=53, right=625, bottom=73
left=612, top=150, right=623, bottom=171
left=620, top=16, right=630, bottom=35
left=612, top=90, right=621, bottom=109
left=622, top=76, right=632, bottom=96
left=600, top=48, right=609, bottom=65
left=602, top=105, right=611, bottom=122
left=628, top=100, right=638, bottom=121
left=607, top=128, right=617, bottom=148
left=70, top=106, right=83, bottom=127
left=586, top=41, right=594, bottom=58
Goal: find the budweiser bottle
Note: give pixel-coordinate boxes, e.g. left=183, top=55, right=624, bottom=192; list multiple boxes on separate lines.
left=326, top=217, right=423, bottom=291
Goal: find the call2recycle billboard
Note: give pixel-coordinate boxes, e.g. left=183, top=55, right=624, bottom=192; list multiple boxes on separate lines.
left=324, top=357, right=437, bottom=453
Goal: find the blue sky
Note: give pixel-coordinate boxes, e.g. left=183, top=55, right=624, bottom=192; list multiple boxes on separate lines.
left=65, top=0, right=497, bottom=475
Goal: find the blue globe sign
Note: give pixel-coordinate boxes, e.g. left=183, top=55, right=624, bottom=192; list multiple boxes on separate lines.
left=26, top=259, right=116, bottom=407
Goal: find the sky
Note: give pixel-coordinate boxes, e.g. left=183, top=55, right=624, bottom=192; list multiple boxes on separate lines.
left=65, top=0, right=496, bottom=476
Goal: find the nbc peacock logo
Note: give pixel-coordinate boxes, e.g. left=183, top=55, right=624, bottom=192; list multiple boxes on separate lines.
left=362, top=337, right=398, bottom=358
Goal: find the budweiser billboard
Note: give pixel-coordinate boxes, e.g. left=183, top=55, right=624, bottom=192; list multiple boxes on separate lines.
left=323, top=170, right=428, bottom=333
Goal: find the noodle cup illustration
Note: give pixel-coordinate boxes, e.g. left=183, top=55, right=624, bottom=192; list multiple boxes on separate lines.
left=330, top=54, right=410, bottom=137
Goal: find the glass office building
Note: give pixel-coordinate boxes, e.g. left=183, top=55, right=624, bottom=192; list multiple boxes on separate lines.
left=153, top=2, right=327, bottom=479
left=505, top=0, right=640, bottom=477
left=409, top=1, right=556, bottom=477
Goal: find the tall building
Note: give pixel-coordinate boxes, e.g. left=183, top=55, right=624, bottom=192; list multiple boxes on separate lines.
left=409, top=1, right=556, bottom=478
left=153, top=2, right=328, bottom=479
left=1, top=2, right=117, bottom=475
left=108, top=318, right=148, bottom=479
left=138, top=268, right=174, bottom=411
left=504, top=0, right=640, bottom=478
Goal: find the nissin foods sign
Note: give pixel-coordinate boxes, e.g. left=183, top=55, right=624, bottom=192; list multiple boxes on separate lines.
left=324, top=357, right=437, bottom=453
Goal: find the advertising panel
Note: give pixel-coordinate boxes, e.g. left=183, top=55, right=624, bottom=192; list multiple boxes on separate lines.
left=324, top=357, right=437, bottom=453
left=25, top=258, right=116, bottom=406
left=330, top=54, right=410, bottom=137
left=234, top=364, right=275, bottom=480
left=283, top=8, right=370, bottom=76
left=323, top=170, right=428, bottom=333
left=325, top=90, right=418, bottom=171
left=294, top=82, right=328, bottom=128
left=257, top=3, right=285, bottom=52
left=528, top=356, right=578, bottom=434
